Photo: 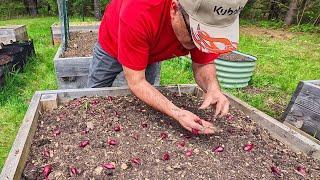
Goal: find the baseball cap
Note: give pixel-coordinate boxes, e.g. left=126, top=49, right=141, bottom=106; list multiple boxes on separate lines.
left=180, top=0, right=248, bottom=54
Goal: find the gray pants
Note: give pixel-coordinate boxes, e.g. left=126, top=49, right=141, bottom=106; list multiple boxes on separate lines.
left=87, top=43, right=159, bottom=88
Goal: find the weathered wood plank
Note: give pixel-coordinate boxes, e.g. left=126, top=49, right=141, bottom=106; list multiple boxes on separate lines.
left=54, top=57, right=91, bottom=77
left=285, top=104, right=320, bottom=139
left=0, top=93, right=42, bottom=180
left=40, top=94, right=58, bottom=112
left=282, top=81, right=304, bottom=121
left=284, top=122, right=320, bottom=145
left=39, top=84, right=197, bottom=104
left=295, top=92, right=320, bottom=115
left=284, top=80, right=320, bottom=140
left=0, top=25, right=28, bottom=45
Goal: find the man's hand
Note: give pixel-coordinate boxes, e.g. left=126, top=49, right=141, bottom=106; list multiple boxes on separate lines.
left=174, top=109, right=218, bottom=134
left=199, top=90, right=229, bottom=118
left=192, top=62, right=230, bottom=118
left=123, top=66, right=219, bottom=134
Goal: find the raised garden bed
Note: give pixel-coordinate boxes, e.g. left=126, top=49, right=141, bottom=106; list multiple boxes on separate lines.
left=283, top=80, right=320, bottom=140
left=0, top=25, right=28, bottom=45
left=1, top=85, right=319, bottom=179
left=0, top=40, right=35, bottom=87
left=54, top=32, right=160, bottom=89
left=51, top=22, right=100, bottom=45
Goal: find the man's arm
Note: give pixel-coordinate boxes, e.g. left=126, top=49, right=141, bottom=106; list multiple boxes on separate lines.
left=192, top=62, right=230, bottom=117
left=192, top=62, right=220, bottom=93
left=122, top=66, right=216, bottom=134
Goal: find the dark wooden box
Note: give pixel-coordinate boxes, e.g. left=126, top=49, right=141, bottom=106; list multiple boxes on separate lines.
left=283, top=80, right=320, bottom=140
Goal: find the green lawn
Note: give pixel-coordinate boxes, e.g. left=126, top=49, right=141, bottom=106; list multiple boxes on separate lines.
left=0, top=17, right=319, bottom=170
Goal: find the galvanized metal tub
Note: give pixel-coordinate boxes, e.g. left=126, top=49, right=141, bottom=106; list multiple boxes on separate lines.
left=215, top=51, right=257, bottom=89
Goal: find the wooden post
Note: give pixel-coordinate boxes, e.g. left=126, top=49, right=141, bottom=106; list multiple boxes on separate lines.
left=40, top=94, right=58, bottom=111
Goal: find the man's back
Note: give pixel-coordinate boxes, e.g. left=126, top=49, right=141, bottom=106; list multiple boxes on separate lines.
left=98, top=0, right=217, bottom=70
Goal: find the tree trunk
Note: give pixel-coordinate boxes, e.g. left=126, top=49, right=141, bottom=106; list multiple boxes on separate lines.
left=93, top=0, right=102, bottom=20
left=25, top=0, right=38, bottom=16
left=285, top=0, right=298, bottom=26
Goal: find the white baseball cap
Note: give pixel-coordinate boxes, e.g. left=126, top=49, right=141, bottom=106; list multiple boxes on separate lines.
left=180, top=0, right=248, bottom=54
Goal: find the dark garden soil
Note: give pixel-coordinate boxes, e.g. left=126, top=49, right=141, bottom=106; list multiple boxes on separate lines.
left=61, top=32, right=97, bottom=58
left=219, top=52, right=254, bottom=62
left=23, top=91, right=320, bottom=179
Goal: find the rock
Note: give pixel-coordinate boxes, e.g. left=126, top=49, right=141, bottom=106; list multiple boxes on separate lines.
left=49, top=150, right=54, bottom=158
left=22, top=163, right=39, bottom=179
left=166, top=166, right=173, bottom=171
left=121, top=163, right=128, bottom=170
left=86, top=122, right=94, bottom=129
left=48, top=171, right=63, bottom=179
left=194, top=149, right=200, bottom=154
left=94, top=166, right=103, bottom=176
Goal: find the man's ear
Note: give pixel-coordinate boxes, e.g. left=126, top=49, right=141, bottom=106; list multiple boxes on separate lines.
left=170, top=1, right=180, bottom=20
left=171, top=1, right=179, bottom=13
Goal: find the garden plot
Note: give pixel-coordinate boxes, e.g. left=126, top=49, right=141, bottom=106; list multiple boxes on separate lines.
left=2, top=85, right=319, bottom=179
left=0, top=85, right=316, bottom=180
left=22, top=91, right=320, bottom=179
left=50, top=22, right=100, bottom=45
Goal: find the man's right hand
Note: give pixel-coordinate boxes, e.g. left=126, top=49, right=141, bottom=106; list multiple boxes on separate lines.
left=123, top=66, right=219, bottom=135
left=174, top=109, right=218, bottom=134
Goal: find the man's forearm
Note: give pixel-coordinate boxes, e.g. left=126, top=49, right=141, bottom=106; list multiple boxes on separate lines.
left=128, top=79, right=182, bottom=120
left=192, top=63, right=220, bottom=92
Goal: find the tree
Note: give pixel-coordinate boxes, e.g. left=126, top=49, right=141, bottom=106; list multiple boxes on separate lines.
left=93, top=0, right=102, bottom=20
left=285, top=0, right=298, bottom=26
left=23, top=0, right=38, bottom=16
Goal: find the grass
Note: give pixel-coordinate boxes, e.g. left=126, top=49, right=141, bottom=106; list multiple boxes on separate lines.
left=0, top=16, right=97, bottom=170
left=0, top=16, right=319, bottom=171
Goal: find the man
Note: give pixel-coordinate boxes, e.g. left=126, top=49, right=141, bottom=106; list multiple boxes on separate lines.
left=88, top=0, right=248, bottom=134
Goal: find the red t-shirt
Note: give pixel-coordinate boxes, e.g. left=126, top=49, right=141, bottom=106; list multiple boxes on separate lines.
left=98, top=0, right=219, bottom=71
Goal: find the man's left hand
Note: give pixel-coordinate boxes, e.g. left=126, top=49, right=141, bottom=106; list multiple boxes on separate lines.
left=199, top=89, right=230, bottom=118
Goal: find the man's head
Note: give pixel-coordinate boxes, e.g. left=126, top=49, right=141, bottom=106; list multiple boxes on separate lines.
left=171, top=0, right=248, bottom=54
left=170, top=0, right=195, bottom=50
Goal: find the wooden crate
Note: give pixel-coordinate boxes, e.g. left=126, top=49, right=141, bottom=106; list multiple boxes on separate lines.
left=51, top=22, right=100, bottom=45
left=1, top=84, right=319, bottom=179
left=0, top=25, right=28, bottom=45
left=283, top=80, right=320, bottom=140
left=54, top=45, right=161, bottom=89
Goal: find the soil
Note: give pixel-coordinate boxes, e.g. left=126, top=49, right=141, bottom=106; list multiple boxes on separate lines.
left=61, top=32, right=97, bottom=58
left=240, top=27, right=294, bottom=40
left=23, top=91, right=320, bottom=179
left=219, top=52, right=255, bottom=62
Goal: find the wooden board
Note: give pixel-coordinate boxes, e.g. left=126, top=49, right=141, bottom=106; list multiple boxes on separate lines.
left=284, top=80, right=320, bottom=140
left=0, top=93, right=42, bottom=180
left=0, top=25, right=28, bottom=45
left=1, top=85, right=319, bottom=179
